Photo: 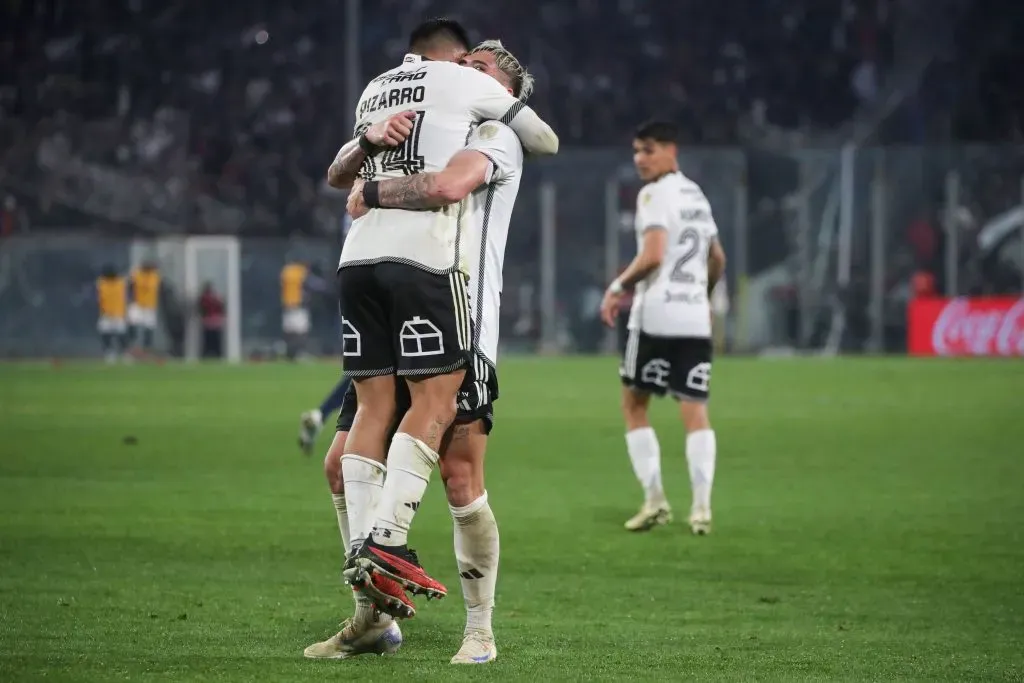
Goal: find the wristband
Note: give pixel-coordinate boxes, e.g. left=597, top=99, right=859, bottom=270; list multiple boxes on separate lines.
left=358, top=134, right=379, bottom=155
left=363, top=181, right=382, bottom=209
left=608, top=279, right=624, bottom=295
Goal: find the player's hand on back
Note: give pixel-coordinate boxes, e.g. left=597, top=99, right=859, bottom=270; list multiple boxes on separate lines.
left=347, top=180, right=370, bottom=220
left=365, top=111, right=417, bottom=147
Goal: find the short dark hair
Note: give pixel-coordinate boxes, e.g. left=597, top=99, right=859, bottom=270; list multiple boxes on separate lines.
left=634, top=120, right=679, bottom=144
left=408, top=18, right=471, bottom=54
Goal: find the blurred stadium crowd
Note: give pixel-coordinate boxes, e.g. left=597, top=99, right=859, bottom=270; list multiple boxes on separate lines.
left=0, top=0, right=1021, bottom=357
left=1, top=0, right=1020, bottom=239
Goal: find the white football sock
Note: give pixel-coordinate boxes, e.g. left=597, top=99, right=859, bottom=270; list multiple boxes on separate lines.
left=450, top=493, right=499, bottom=637
left=331, top=493, right=350, bottom=557
left=370, top=432, right=439, bottom=547
left=625, top=427, right=665, bottom=505
left=341, top=454, right=389, bottom=624
left=686, top=429, right=717, bottom=511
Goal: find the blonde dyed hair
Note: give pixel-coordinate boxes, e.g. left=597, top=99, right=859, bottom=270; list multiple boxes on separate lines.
left=472, top=39, right=535, bottom=102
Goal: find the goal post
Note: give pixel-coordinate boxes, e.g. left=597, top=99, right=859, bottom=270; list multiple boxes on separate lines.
left=130, top=235, right=242, bottom=362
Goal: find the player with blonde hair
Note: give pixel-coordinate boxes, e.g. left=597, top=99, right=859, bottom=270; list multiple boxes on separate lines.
left=304, top=35, right=538, bottom=665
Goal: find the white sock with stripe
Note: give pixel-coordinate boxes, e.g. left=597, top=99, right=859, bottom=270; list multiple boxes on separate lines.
left=625, top=426, right=666, bottom=505
left=370, top=433, right=439, bottom=547
left=341, top=454, right=389, bottom=625
left=451, top=493, right=499, bottom=637
left=686, top=429, right=716, bottom=512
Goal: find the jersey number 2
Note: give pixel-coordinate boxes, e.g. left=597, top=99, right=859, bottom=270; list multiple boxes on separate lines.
left=669, top=227, right=701, bottom=283
left=380, top=110, right=426, bottom=176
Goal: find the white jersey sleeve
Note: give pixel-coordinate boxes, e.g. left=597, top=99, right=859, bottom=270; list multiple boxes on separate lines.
left=458, top=67, right=559, bottom=156
left=461, top=121, right=523, bottom=366
left=627, top=172, right=719, bottom=338
left=464, top=121, right=524, bottom=184
left=635, top=184, right=674, bottom=233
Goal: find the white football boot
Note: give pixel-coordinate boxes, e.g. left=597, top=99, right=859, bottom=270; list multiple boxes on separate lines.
left=624, top=500, right=672, bottom=532
left=688, top=506, right=712, bottom=535
left=298, top=409, right=323, bottom=456
left=450, top=633, right=497, bottom=664
left=303, top=616, right=402, bottom=659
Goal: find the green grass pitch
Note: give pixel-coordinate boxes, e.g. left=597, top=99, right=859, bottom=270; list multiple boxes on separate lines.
left=1, top=357, right=1023, bottom=682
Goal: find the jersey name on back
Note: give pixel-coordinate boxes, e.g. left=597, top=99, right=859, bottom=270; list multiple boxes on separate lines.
left=628, top=171, right=719, bottom=339
left=339, top=55, right=526, bottom=276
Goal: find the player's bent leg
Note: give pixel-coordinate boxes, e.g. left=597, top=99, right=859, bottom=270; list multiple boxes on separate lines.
left=621, top=386, right=671, bottom=532
left=440, top=420, right=498, bottom=664
left=304, top=429, right=410, bottom=658
left=679, top=399, right=716, bottom=535
left=352, top=371, right=464, bottom=599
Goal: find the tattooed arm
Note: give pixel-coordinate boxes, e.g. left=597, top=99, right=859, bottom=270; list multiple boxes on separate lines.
left=326, top=138, right=368, bottom=190
left=347, top=150, right=492, bottom=217
left=326, top=111, right=418, bottom=190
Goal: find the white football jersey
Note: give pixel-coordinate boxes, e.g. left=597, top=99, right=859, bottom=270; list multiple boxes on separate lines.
left=339, top=54, right=555, bottom=275
left=461, top=121, right=523, bottom=367
left=627, top=171, right=719, bottom=338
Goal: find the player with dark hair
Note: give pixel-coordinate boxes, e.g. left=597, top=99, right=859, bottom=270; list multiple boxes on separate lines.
left=600, top=119, right=726, bottom=535
left=304, top=36, right=535, bottom=665
left=407, top=17, right=472, bottom=54
left=329, top=13, right=555, bottom=631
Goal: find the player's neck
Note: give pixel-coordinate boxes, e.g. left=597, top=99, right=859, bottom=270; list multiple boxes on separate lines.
left=650, top=167, right=679, bottom=183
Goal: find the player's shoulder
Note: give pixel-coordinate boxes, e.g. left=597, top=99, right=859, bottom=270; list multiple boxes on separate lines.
left=652, top=172, right=709, bottom=205
left=473, top=121, right=522, bottom=152
left=638, top=175, right=674, bottom=207
left=672, top=171, right=709, bottom=200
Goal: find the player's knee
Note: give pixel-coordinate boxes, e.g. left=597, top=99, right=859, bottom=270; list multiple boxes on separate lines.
left=680, top=400, right=711, bottom=433
left=621, top=390, right=650, bottom=430
left=442, top=460, right=483, bottom=508
left=408, top=377, right=460, bottom=426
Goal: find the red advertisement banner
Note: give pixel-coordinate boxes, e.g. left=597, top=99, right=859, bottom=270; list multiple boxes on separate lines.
left=908, top=297, right=1024, bottom=357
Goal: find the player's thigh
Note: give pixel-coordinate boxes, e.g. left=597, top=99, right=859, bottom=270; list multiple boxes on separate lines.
left=377, top=263, right=472, bottom=379
left=668, top=337, right=713, bottom=431
left=620, top=330, right=671, bottom=400
left=338, top=265, right=395, bottom=377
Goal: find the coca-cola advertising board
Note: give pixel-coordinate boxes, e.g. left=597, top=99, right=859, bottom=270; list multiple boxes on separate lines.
left=908, top=297, right=1024, bottom=357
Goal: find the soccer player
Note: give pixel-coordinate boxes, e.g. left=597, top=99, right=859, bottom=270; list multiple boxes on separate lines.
left=127, top=260, right=160, bottom=355
left=330, top=18, right=556, bottom=602
left=96, top=265, right=128, bottom=363
left=280, top=261, right=329, bottom=361
left=600, top=121, right=727, bottom=535
left=304, top=39, right=530, bottom=665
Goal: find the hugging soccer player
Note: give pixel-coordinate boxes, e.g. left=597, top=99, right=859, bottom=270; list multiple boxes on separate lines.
left=302, top=24, right=541, bottom=666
